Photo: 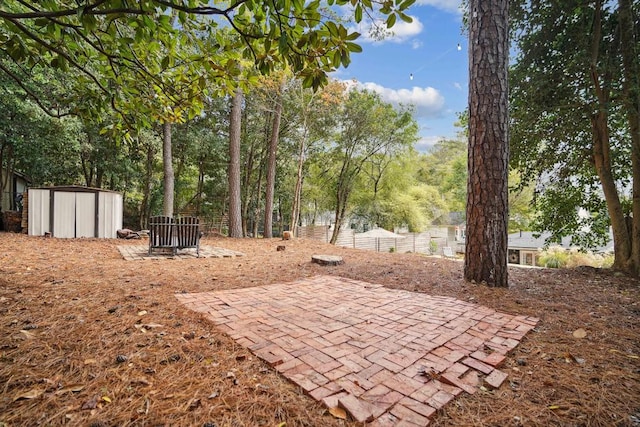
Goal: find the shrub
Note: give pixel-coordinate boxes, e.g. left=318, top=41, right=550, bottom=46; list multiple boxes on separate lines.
left=538, top=246, right=613, bottom=269
left=538, top=245, right=569, bottom=268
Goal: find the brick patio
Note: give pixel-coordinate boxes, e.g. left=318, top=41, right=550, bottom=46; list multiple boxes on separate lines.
left=176, top=275, right=538, bottom=426
left=117, top=245, right=244, bottom=260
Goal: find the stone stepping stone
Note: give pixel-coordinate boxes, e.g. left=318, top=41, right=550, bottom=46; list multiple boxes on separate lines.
left=311, top=255, right=344, bottom=266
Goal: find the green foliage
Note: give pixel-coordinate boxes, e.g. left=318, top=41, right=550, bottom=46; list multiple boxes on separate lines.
left=0, top=0, right=414, bottom=131
left=416, top=138, right=467, bottom=222
left=509, top=0, right=636, bottom=257
left=538, top=246, right=613, bottom=269
left=538, top=246, right=568, bottom=268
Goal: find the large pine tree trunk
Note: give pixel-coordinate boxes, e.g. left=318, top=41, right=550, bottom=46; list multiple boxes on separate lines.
left=228, top=89, right=243, bottom=238
left=162, top=122, right=174, bottom=217
left=290, top=129, right=306, bottom=236
left=464, top=0, right=510, bottom=287
left=264, top=84, right=284, bottom=238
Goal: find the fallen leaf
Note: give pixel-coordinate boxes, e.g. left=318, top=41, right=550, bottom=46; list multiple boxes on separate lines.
left=19, top=330, right=37, bottom=339
left=135, top=323, right=163, bottom=329
left=84, top=358, right=97, bottom=365
left=328, top=407, right=347, bottom=419
left=563, top=352, right=578, bottom=363
left=81, top=396, right=99, bottom=410
left=137, top=310, right=147, bottom=316
left=143, top=323, right=164, bottom=329
left=55, top=384, right=85, bottom=394
left=101, top=396, right=112, bottom=403
left=187, top=398, right=201, bottom=411
left=548, top=405, right=561, bottom=410
left=13, top=388, right=44, bottom=401
left=130, top=378, right=152, bottom=386
left=573, top=328, right=587, bottom=339
left=276, top=423, right=286, bottom=427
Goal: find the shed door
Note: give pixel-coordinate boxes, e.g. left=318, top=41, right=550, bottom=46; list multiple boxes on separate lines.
left=53, top=191, right=96, bottom=238
left=28, top=189, right=50, bottom=236
left=75, top=192, right=96, bottom=238
left=53, top=192, right=76, bottom=238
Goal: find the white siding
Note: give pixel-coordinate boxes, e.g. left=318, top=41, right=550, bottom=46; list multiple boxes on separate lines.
left=28, top=189, right=50, bottom=236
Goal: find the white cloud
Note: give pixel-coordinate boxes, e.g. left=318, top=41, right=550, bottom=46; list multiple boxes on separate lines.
left=453, top=82, right=463, bottom=90
left=415, top=135, right=444, bottom=152
left=352, top=16, right=424, bottom=44
left=343, top=80, right=446, bottom=119
left=414, top=0, right=464, bottom=14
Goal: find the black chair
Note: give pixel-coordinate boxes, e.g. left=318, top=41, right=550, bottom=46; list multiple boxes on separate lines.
left=175, top=216, right=201, bottom=257
left=148, top=216, right=176, bottom=255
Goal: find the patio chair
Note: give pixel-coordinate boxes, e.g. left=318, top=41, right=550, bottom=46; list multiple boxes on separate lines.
left=148, top=216, right=176, bottom=255
left=442, top=246, right=456, bottom=259
left=175, top=216, right=201, bottom=256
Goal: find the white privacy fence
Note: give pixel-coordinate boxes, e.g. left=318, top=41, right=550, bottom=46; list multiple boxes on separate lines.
left=297, top=226, right=449, bottom=255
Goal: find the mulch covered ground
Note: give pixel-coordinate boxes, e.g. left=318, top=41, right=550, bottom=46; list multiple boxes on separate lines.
left=0, top=232, right=638, bottom=426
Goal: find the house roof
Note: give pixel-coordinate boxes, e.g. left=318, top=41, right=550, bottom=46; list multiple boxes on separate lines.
left=508, top=231, right=613, bottom=253
left=30, top=185, right=121, bottom=194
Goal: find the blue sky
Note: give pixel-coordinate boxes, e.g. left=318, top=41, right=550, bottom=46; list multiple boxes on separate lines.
left=331, top=0, right=466, bottom=151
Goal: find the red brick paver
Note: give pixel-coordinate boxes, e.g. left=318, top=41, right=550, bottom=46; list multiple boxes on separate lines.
left=176, top=275, right=538, bottom=425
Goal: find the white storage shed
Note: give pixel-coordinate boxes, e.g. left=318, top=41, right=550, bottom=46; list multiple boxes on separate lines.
left=28, top=186, right=123, bottom=238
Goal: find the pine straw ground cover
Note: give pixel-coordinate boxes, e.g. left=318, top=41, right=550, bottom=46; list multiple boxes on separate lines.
left=0, top=232, right=638, bottom=427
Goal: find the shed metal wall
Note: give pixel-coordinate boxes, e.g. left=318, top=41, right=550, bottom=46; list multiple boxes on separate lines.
left=28, top=189, right=50, bottom=236
left=28, top=187, right=122, bottom=238
left=98, top=191, right=123, bottom=238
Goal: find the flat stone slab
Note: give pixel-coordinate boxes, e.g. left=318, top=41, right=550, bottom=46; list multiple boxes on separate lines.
left=117, top=245, right=244, bottom=260
left=177, top=275, right=538, bottom=425
left=311, top=255, right=344, bottom=266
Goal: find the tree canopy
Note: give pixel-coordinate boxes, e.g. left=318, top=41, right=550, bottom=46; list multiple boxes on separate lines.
left=510, top=0, right=640, bottom=275
left=0, top=0, right=415, bottom=125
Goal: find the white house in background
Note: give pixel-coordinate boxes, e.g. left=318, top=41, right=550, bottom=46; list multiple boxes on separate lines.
left=28, top=186, right=123, bottom=238
left=507, top=231, right=614, bottom=266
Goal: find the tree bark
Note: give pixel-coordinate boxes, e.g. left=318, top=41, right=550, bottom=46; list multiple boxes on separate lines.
left=588, top=0, right=633, bottom=274
left=591, top=111, right=632, bottom=271
left=464, top=0, right=510, bottom=287
left=618, top=0, right=640, bottom=276
left=162, top=121, right=174, bottom=217
left=228, top=89, right=243, bottom=238
left=264, top=83, right=284, bottom=238
left=139, top=140, right=155, bottom=229
left=290, top=124, right=307, bottom=236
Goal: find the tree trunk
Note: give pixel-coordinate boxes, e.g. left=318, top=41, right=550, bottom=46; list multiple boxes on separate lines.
left=139, top=140, right=155, bottom=229
left=618, top=0, right=640, bottom=276
left=228, top=89, right=243, bottom=238
left=464, top=0, right=510, bottom=287
left=588, top=0, right=634, bottom=274
left=290, top=128, right=307, bottom=236
left=330, top=183, right=350, bottom=244
left=264, top=84, right=284, bottom=238
left=241, top=121, right=256, bottom=237
left=162, top=121, right=174, bottom=217
left=0, top=143, right=6, bottom=213
left=591, top=112, right=632, bottom=271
